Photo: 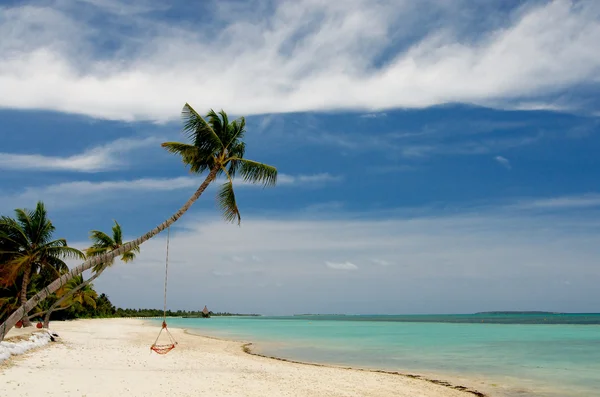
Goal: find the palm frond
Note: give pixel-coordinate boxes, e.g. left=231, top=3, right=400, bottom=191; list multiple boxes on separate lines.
left=13, top=208, right=34, bottom=245
left=224, top=117, right=246, bottom=150
left=0, top=216, right=29, bottom=247
left=216, top=181, right=241, bottom=225
left=88, top=230, right=114, bottom=249
left=182, top=103, right=224, bottom=151
left=161, top=141, right=214, bottom=174
left=121, top=250, right=136, bottom=263
left=236, top=159, right=278, bottom=187
left=42, top=256, right=69, bottom=277
left=0, top=256, right=29, bottom=287
left=85, top=246, right=108, bottom=258
left=83, top=294, right=97, bottom=309
left=112, top=220, right=123, bottom=245
left=205, top=109, right=225, bottom=141
left=32, top=201, right=54, bottom=244
left=226, top=141, right=246, bottom=179
left=45, top=244, right=86, bottom=260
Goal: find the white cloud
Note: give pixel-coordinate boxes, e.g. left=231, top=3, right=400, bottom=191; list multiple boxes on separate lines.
left=360, top=113, right=387, bottom=118
left=0, top=172, right=340, bottom=211
left=325, top=261, right=358, bottom=270
left=494, top=155, right=511, bottom=169
left=515, top=194, right=600, bottom=210
left=370, top=259, right=391, bottom=266
left=278, top=173, right=342, bottom=185
left=0, top=1, right=599, bottom=121
left=0, top=137, right=161, bottom=172
left=78, top=208, right=600, bottom=315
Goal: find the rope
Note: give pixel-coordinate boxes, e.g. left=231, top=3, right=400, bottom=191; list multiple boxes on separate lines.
left=150, top=226, right=177, bottom=355
left=163, top=226, right=170, bottom=322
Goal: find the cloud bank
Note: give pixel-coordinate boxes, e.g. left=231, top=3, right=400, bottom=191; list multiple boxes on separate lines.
left=78, top=208, right=600, bottom=315
left=0, top=137, right=161, bottom=172
left=0, top=0, right=599, bottom=121
left=0, top=172, right=341, bottom=211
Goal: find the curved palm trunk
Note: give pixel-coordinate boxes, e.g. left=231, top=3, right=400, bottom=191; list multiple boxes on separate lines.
left=0, top=168, right=218, bottom=341
left=20, top=267, right=32, bottom=327
left=27, top=303, right=73, bottom=322
left=43, top=266, right=106, bottom=328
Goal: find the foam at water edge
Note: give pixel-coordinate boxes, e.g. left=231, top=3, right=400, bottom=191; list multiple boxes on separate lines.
left=0, top=332, right=52, bottom=362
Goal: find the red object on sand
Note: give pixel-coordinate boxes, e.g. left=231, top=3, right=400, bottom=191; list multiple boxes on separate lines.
left=15, top=320, right=23, bottom=328
left=36, top=322, right=43, bottom=329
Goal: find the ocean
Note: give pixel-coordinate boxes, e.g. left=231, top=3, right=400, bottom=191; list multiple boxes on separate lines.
left=161, top=314, right=600, bottom=396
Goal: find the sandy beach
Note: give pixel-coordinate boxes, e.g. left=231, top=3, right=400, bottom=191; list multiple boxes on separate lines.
left=0, top=318, right=483, bottom=397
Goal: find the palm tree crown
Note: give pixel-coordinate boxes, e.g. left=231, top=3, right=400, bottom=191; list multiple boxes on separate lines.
left=162, top=104, right=278, bottom=224
left=0, top=202, right=85, bottom=325
left=85, top=220, right=139, bottom=272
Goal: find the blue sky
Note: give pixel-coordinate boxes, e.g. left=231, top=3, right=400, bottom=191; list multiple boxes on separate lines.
left=1, top=0, right=599, bottom=315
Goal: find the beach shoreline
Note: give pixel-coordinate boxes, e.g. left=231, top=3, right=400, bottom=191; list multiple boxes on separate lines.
left=178, top=328, right=486, bottom=396
left=1, top=318, right=485, bottom=397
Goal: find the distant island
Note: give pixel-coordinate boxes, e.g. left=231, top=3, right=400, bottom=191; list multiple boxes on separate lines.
left=475, top=311, right=564, bottom=315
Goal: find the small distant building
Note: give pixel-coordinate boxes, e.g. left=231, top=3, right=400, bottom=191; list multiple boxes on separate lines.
left=201, top=305, right=211, bottom=318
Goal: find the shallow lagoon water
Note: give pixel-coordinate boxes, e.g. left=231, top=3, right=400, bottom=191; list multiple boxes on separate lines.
left=164, top=314, right=600, bottom=396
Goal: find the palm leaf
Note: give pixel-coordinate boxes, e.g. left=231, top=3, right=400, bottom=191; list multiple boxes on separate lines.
left=88, top=230, right=114, bottom=249
left=0, top=256, right=29, bottom=287
left=236, top=159, right=278, bottom=187
left=161, top=142, right=214, bottom=173
left=112, top=220, right=123, bottom=245
left=45, top=244, right=86, bottom=260
left=224, top=117, right=246, bottom=150
left=182, top=103, right=224, bottom=151
left=0, top=216, right=29, bottom=247
left=31, top=201, right=54, bottom=244
left=121, top=250, right=136, bottom=263
left=83, top=294, right=97, bottom=309
left=216, top=181, right=241, bottom=225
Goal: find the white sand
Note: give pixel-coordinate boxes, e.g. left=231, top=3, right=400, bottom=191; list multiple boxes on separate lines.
left=0, top=318, right=480, bottom=397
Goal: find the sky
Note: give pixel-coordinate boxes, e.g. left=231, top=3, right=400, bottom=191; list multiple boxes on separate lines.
left=1, top=0, right=599, bottom=315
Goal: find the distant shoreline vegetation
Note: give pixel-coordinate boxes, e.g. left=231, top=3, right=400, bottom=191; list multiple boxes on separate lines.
left=114, top=308, right=261, bottom=318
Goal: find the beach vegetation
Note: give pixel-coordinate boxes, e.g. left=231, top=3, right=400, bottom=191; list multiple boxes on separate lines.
left=0, top=202, right=84, bottom=327
left=40, top=220, right=138, bottom=327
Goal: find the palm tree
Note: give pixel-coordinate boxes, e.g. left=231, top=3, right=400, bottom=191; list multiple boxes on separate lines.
left=42, top=221, right=138, bottom=327
left=35, top=276, right=98, bottom=322
left=86, top=220, right=140, bottom=271
left=0, top=202, right=85, bottom=327
left=0, top=104, right=278, bottom=340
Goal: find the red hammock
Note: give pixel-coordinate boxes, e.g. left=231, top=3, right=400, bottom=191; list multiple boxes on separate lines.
left=151, top=321, right=177, bottom=354
left=150, top=227, right=177, bottom=355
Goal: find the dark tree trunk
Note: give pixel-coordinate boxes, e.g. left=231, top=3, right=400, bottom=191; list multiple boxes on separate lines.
left=20, top=266, right=32, bottom=327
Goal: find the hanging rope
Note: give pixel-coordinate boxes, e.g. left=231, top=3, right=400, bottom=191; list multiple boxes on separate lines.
left=150, top=226, right=177, bottom=355
left=162, top=225, right=170, bottom=321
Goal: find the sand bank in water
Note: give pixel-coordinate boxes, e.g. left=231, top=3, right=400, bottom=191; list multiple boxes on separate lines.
left=0, top=318, right=482, bottom=397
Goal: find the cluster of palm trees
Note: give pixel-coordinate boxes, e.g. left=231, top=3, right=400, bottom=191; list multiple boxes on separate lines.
left=0, top=204, right=137, bottom=328
left=0, top=104, right=277, bottom=341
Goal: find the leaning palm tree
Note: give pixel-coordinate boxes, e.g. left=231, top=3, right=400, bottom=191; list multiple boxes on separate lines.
left=42, top=221, right=138, bottom=328
left=0, top=104, right=277, bottom=340
left=0, top=202, right=85, bottom=327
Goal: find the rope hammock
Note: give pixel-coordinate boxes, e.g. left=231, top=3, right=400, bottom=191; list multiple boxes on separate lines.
left=150, top=226, right=177, bottom=355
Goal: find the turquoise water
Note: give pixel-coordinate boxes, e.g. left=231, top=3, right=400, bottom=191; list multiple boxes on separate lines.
left=162, top=314, right=600, bottom=396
